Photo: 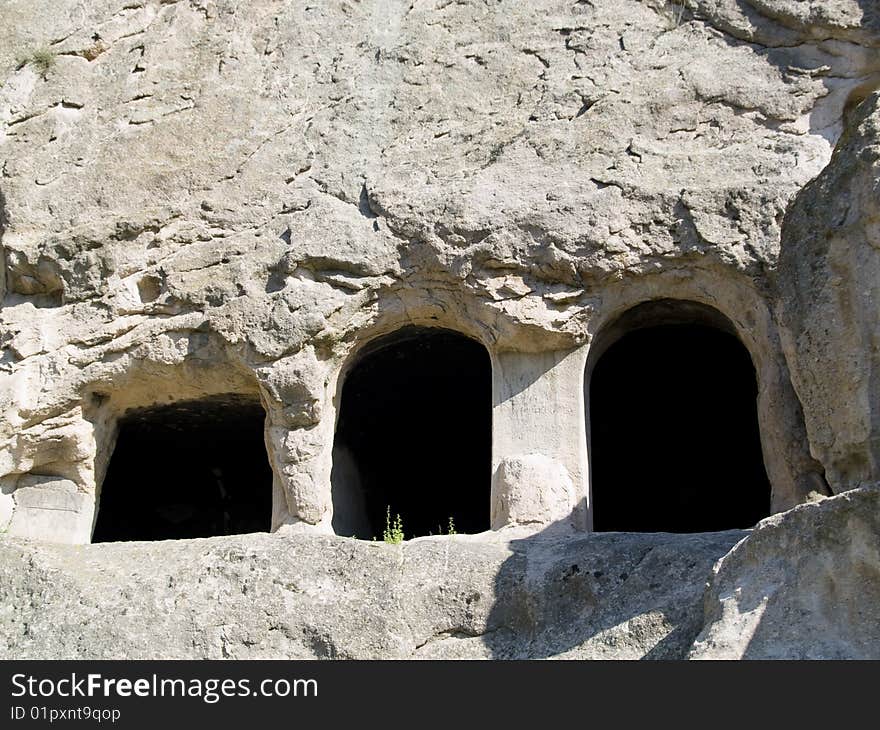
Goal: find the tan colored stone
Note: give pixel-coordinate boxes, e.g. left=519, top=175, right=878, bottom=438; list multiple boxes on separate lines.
left=7, top=476, right=93, bottom=545
left=491, top=454, right=577, bottom=529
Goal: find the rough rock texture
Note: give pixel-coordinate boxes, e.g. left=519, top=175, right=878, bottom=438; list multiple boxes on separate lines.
left=7, top=475, right=92, bottom=545
left=0, top=526, right=745, bottom=659
left=1, top=0, right=878, bottom=537
left=690, top=485, right=880, bottom=659
left=1, top=485, right=877, bottom=659
left=2, top=1, right=880, bottom=659
left=777, top=90, right=880, bottom=493
left=491, top=453, right=577, bottom=529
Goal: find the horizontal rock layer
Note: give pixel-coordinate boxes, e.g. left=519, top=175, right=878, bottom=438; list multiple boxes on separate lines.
left=1, top=486, right=877, bottom=659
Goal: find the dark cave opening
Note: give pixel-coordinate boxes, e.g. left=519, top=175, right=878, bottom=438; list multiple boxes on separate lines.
left=589, top=316, right=771, bottom=533
left=92, top=395, right=272, bottom=542
left=332, top=327, right=492, bottom=540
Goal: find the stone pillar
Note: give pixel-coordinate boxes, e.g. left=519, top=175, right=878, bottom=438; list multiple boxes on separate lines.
left=490, top=348, right=588, bottom=530
left=255, top=348, right=336, bottom=534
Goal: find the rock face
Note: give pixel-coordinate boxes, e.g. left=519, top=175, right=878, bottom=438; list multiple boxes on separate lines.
left=691, top=485, right=880, bottom=659
left=2, top=0, right=878, bottom=539
left=777, top=90, right=880, bottom=493
left=1, top=1, right=879, bottom=658
left=0, top=525, right=746, bottom=659
left=1, top=485, right=877, bottom=659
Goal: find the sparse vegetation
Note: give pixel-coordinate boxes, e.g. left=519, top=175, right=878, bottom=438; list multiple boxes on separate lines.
left=659, top=1, right=688, bottom=30
left=16, top=47, right=56, bottom=77
left=431, top=517, right=458, bottom=536
left=382, top=506, right=404, bottom=544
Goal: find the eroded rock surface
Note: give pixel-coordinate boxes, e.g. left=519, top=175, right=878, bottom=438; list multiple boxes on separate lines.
left=777, top=90, right=880, bottom=493
left=691, top=485, right=880, bottom=659
left=0, top=527, right=744, bottom=659
left=1, top=485, right=878, bottom=659
left=1, top=1, right=880, bottom=659
left=1, top=1, right=878, bottom=534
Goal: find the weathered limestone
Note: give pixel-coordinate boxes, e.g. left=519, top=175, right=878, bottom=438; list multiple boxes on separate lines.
left=2, top=483, right=877, bottom=659
left=690, top=485, right=880, bottom=659
left=6, top=475, right=93, bottom=544
left=0, top=0, right=878, bottom=659
left=777, top=90, right=880, bottom=494
left=491, top=454, right=578, bottom=530
left=491, top=350, right=588, bottom=529
left=1, top=0, right=877, bottom=542
left=0, top=525, right=746, bottom=659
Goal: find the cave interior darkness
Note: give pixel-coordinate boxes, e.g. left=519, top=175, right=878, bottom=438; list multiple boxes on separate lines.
left=332, top=327, right=493, bottom=540
left=91, top=313, right=769, bottom=541
left=92, top=395, right=273, bottom=542
left=589, top=315, right=772, bottom=533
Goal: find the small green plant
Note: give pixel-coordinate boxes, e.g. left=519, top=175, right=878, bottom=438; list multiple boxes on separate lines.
left=16, top=47, right=56, bottom=77
left=433, top=517, right=458, bottom=536
left=382, top=506, right=404, bottom=545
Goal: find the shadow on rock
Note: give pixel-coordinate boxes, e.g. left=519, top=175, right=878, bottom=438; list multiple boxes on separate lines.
left=481, top=512, right=746, bottom=659
left=688, top=485, right=880, bottom=659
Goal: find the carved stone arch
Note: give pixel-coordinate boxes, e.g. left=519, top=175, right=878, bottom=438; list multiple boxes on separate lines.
left=585, top=298, right=773, bottom=532
left=330, top=324, right=493, bottom=539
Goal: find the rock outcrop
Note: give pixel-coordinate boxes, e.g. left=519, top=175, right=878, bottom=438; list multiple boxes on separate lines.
left=1, top=486, right=877, bottom=659
left=777, top=90, right=880, bottom=493
left=1, top=1, right=879, bottom=659
left=0, top=525, right=746, bottom=659
left=691, top=485, right=880, bottom=659
left=2, top=0, right=877, bottom=536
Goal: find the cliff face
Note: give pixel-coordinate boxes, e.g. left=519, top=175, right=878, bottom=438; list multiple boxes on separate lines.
left=1, top=486, right=877, bottom=659
left=1, top=1, right=879, bottom=658
left=0, top=525, right=743, bottom=659
left=777, top=90, right=880, bottom=494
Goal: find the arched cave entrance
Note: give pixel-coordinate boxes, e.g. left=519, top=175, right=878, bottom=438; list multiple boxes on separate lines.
left=92, top=395, right=272, bottom=542
left=588, top=300, right=771, bottom=533
left=332, top=326, right=492, bottom=540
